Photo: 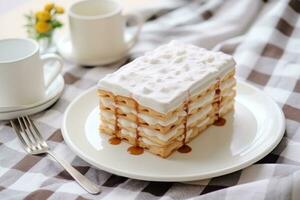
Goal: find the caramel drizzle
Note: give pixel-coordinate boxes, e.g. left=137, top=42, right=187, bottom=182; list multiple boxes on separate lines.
left=213, top=77, right=226, bottom=126
left=178, top=94, right=192, bottom=153
left=183, top=99, right=189, bottom=144
left=127, top=100, right=144, bottom=155
left=113, top=96, right=119, bottom=135
left=214, top=78, right=221, bottom=119
left=108, top=95, right=121, bottom=145
left=135, top=100, right=140, bottom=146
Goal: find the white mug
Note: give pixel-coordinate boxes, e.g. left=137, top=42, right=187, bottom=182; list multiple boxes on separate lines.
left=69, top=0, right=143, bottom=65
left=0, top=38, right=63, bottom=107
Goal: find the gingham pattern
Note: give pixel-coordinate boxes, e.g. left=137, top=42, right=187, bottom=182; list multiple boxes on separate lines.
left=1, top=0, right=300, bottom=199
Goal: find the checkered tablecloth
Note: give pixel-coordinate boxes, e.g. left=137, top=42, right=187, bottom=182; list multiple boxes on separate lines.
left=1, top=0, right=300, bottom=199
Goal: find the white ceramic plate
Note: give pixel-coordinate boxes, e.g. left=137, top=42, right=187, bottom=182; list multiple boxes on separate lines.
left=0, top=75, right=64, bottom=120
left=62, top=81, right=285, bottom=182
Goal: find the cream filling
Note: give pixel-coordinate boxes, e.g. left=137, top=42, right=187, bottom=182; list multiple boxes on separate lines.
left=186, top=129, right=193, bottom=139
left=104, top=123, right=115, bottom=130
left=222, top=90, right=235, bottom=97
left=118, top=118, right=137, bottom=129
left=140, top=137, right=157, bottom=146
left=101, top=111, right=116, bottom=121
left=100, top=98, right=115, bottom=107
left=138, top=125, right=184, bottom=142
left=220, top=78, right=235, bottom=90
left=220, top=100, right=234, bottom=113
left=189, top=69, right=234, bottom=99
left=189, top=92, right=214, bottom=112
left=187, top=105, right=212, bottom=126
left=138, top=111, right=186, bottom=126
left=141, top=132, right=184, bottom=146
left=220, top=69, right=235, bottom=81
left=120, top=129, right=136, bottom=137
left=197, top=117, right=210, bottom=128
left=118, top=105, right=137, bottom=115
left=186, top=117, right=211, bottom=139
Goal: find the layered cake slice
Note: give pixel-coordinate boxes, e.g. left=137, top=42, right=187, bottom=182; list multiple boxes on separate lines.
left=98, top=41, right=236, bottom=158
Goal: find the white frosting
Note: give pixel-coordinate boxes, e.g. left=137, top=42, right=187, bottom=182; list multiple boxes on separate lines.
left=118, top=105, right=137, bottom=115
left=138, top=111, right=186, bottom=126
left=101, top=111, right=116, bottom=121
left=120, top=129, right=136, bottom=137
left=98, top=40, right=235, bottom=114
left=138, top=125, right=184, bottom=142
left=100, top=98, right=115, bottom=107
left=187, top=105, right=212, bottom=126
left=117, top=118, right=137, bottom=129
left=189, top=92, right=214, bottom=112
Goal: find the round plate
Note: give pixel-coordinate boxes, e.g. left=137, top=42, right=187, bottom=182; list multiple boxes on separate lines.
left=0, top=75, right=64, bottom=120
left=62, top=81, right=285, bottom=182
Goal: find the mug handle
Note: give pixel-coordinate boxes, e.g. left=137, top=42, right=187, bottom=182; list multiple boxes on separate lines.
left=41, top=53, right=63, bottom=89
left=124, top=12, right=143, bottom=50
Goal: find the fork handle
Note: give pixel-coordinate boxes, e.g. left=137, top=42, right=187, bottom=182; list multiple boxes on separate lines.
left=47, top=151, right=101, bottom=194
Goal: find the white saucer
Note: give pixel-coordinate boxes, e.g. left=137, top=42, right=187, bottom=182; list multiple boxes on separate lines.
left=55, top=34, right=128, bottom=66
left=62, top=81, right=285, bottom=182
left=0, top=75, right=64, bottom=120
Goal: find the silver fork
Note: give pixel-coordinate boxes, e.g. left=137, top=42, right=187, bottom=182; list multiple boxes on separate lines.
left=10, top=116, right=101, bottom=194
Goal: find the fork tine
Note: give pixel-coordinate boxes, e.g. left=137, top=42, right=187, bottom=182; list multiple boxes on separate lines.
left=26, top=116, right=48, bottom=147
left=25, top=116, right=47, bottom=148
left=23, top=116, right=40, bottom=144
left=17, top=117, right=34, bottom=149
left=10, top=120, right=28, bottom=149
left=19, top=116, right=37, bottom=146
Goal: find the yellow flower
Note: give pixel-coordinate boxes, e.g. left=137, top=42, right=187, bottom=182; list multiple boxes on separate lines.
left=55, top=6, right=64, bottom=14
left=35, top=11, right=51, bottom=21
left=35, top=21, right=52, bottom=33
left=44, top=3, right=54, bottom=12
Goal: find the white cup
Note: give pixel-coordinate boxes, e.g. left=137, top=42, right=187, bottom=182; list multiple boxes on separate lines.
left=69, top=0, right=143, bottom=65
left=0, top=38, right=63, bottom=107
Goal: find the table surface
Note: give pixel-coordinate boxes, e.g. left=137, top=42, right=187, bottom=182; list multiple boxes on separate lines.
left=1, top=0, right=300, bottom=199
